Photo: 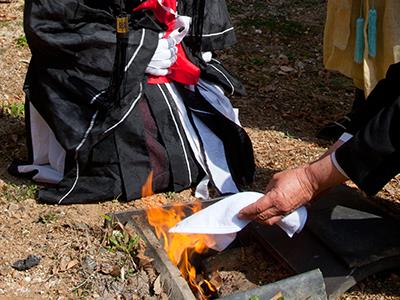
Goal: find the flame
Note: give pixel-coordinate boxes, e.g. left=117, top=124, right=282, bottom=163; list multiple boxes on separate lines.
left=141, top=170, right=154, bottom=197
left=146, top=201, right=217, bottom=299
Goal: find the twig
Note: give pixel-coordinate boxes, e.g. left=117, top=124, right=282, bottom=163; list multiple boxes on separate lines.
left=70, top=271, right=96, bottom=292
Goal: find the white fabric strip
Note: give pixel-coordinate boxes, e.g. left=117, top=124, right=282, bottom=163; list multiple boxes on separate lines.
left=104, top=83, right=143, bottom=134
left=338, top=132, right=353, bottom=142
left=125, top=29, right=146, bottom=71
left=165, top=83, right=206, bottom=171
left=330, top=132, right=353, bottom=179
left=331, top=152, right=349, bottom=179
left=58, top=111, right=98, bottom=204
left=194, top=175, right=210, bottom=199
left=197, top=79, right=240, bottom=125
left=17, top=103, right=66, bottom=184
left=191, top=112, right=239, bottom=194
left=17, top=165, right=63, bottom=184
left=208, top=64, right=235, bottom=95
left=29, top=103, right=66, bottom=170
left=158, top=84, right=192, bottom=185
left=202, top=27, right=234, bottom=37
left=166, top=82, right=239, bottom=195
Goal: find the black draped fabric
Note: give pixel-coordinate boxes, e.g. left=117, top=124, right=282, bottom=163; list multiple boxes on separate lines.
left=179, top=0, right=236, bottom=51
left=11, top=0, right=255, bottom=204
left=335, top=63, right=400, bottom=195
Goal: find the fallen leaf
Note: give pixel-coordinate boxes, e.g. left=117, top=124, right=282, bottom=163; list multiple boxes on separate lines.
left=100, top=263, right=120, bottom=277
left=280, top=66, right=295, bottom=73
left=58, top=256, right=70, bottom=272
left=66, top=259, right=79, bottom=270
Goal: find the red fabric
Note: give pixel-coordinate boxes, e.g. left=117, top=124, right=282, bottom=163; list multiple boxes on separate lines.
left=134, top=0, right=200, bottom=85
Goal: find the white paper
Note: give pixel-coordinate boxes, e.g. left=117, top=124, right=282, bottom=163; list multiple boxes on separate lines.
left=169, top=192, right=307, bottom=251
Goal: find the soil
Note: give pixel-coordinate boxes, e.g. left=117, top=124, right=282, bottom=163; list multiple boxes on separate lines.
left=0, top=0, right=400, bottom=299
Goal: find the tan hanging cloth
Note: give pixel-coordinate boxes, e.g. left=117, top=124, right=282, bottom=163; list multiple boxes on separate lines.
left=323, top=0, right=400, bottom=96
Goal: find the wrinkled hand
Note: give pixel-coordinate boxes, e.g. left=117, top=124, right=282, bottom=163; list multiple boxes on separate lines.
left=145, top=34, right=177, bottom=76
left=238, top=166, right=317, bottom=225
left=238, top=154, right=348, bottom=226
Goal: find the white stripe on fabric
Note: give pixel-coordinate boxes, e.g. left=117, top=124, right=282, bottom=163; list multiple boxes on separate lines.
left=157, top=84, right=192, bottom=185
left=202, top=27, right=234, bottom=37
left=58, top=111, right=98, bottom=204
left=330, top=152, right=349, bottom=179
left=125, top=29, right=146, bottom=72
left=90, top=90, right=107, bottom=104
left=104, top=83, right=143, bottom=134
left=57, top=159, right=80, bottom=204
left=59, top=28, right=147, bottom=203
left=338, top=132, right=353, bottom=143
left=188, top=108, right=214, bottom=115
left=165, top=83, right=208, bottom=177
left=209, top=64, right=235, bottom=95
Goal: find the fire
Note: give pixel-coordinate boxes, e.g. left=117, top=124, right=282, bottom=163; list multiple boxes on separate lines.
left=141, top=170, right=154, bottom=197
left=146, top=201, right=218, bottom=299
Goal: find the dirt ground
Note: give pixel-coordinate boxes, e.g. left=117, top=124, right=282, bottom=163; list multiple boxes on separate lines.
left=0, top=0, right=400, bottom=299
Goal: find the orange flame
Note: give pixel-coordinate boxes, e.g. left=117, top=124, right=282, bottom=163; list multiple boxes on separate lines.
left=146, top=201, right=218, bottom=299
left=141, top=170, right=154, bottom=197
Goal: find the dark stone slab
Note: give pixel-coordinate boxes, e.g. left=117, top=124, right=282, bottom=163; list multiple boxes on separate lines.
left=251, top=184, right=400, bottom=299
left=307, top=185, right=400, bottom=268
left=111, top=207, right=328, bottom=300
left=220, top=269, right=327, bottom=300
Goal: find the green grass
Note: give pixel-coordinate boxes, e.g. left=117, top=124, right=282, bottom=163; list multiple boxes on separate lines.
left=16, top=35, right=28, bottom=48
left=1, top=101, right=25, bottom=118
left=38, top=212, right=59, bottom=224
left=1, top=182, right=38, bottom=202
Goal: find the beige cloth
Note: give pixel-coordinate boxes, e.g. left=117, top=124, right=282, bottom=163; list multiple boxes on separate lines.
left=323, top=0, right=400, bottom=96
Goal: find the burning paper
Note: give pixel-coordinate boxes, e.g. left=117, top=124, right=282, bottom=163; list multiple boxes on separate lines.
left=169, top=192, right=308, bottom=250
left=144, top=192, right=307, bottom=299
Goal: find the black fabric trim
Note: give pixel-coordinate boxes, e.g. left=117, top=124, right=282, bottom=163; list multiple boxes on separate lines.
left=201, top=60, right=246, bottom=96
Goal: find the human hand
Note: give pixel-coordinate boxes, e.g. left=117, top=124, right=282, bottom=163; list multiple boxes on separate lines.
left=238, top=166, right=317, bottom=225
left=145, top=34, right=177, bottom=76
left=238, top=154, right=348, bottom=226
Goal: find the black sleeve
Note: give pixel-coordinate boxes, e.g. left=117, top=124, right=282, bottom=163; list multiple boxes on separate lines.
left=335, top=64, right=400, bottom=195
left=346, top=63, right=400, bottom=134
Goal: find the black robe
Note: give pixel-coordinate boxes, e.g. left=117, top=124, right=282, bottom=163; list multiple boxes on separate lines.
left=335, top=63, right=400, bottom=195
left=10, top=0, right=254, bottom=204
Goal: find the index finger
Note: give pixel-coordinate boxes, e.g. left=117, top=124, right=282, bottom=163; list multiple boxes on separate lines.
left=238, top=195, right=273, bottom=219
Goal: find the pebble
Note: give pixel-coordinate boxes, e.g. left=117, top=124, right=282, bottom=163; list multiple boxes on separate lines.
left=12, top=255, right=41, bottom=271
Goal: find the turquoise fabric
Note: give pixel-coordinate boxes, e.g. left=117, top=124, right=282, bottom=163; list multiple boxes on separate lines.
left=368, top=8, right=377, bottom=57
left=354, top=17, right=365, bottom=64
